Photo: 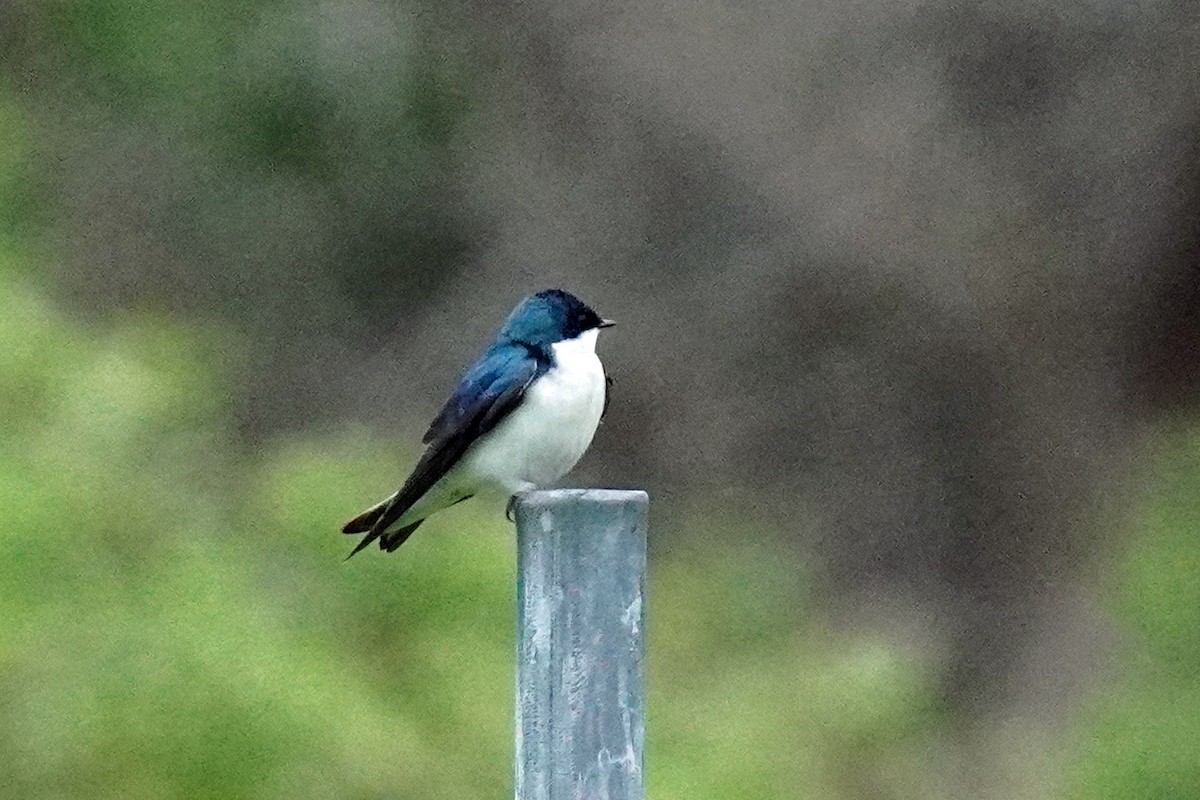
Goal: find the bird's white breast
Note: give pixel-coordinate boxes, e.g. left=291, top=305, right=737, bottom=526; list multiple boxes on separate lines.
left=464, top=328, right=607, bottom=492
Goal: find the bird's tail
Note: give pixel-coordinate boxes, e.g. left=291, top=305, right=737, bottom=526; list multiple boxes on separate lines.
left=342, top=497, right=389, bottom=560
left=342, top=496, right=426, bottom=559
left=342, top=499, right=389, bottom=534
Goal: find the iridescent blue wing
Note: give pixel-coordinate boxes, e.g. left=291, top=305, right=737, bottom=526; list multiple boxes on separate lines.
left=348, top=345, right=545, bottom=551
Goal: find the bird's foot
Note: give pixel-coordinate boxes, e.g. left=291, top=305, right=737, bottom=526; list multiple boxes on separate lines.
left=506, top=494, right=518, bottom=522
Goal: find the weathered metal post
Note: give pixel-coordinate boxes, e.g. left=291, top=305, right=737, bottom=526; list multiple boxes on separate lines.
left=513, top=489, right=648, bottom=800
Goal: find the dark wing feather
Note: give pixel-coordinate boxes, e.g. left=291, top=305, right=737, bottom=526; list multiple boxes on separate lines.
left=423, top=346, right=522, bottom=445
left=348, top=348, right=543, bottom=555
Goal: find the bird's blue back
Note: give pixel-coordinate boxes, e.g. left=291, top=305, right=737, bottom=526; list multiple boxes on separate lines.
left=422, top=342, right=547, bottom=446
left=421, top=291, right=591, bottom=444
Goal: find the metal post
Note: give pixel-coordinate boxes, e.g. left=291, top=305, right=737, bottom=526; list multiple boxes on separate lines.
left=513, top=489, right=649, bottom=800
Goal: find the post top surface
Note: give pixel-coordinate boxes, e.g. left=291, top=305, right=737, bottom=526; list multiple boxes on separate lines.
left=515, top=488, right=649, bottom=510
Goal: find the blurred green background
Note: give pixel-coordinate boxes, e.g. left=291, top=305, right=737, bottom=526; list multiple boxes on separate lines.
left=4, top=1, right=1200, bottom=798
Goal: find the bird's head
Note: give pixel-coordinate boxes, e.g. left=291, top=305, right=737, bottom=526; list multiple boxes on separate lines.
left=498, top=289, right=614, bottom=348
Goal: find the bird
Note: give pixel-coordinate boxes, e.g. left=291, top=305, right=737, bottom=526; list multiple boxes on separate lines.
left=342, top=289, right=615, bottom=558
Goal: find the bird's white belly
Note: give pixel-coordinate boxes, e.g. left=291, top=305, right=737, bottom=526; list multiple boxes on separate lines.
left=463, top=337, right=606, bottom=492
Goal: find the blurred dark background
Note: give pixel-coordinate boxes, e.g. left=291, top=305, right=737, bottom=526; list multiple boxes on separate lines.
left=3, top=1, right=1199, bottom=797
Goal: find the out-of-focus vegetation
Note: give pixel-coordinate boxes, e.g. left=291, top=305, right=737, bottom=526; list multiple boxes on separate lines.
left=4, top=1, right=1200, bottom=797
left=1063, top=435, right=1200, bottom=800
left=0, top=233, right=939, bottom=797
left=5, top=233, right=1200, bottom=797
left=4, top=205, right=1200, bottom=798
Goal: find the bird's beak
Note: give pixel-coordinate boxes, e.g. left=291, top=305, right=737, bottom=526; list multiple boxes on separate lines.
left=598, top=319, right=616, bottom=329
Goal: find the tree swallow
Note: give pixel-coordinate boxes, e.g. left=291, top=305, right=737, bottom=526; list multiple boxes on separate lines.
left=342, top=289, right=615, bottom=557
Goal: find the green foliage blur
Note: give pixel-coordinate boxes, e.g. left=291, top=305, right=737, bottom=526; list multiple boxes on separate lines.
left=1063, top=436, right=1200, bottom=800
left=3, top=3, right=1199, bottom=798
left=0, top=238, right=940, bottom=796
left=4, top=160, right=1200, bottom=800
left=0, top=235, right=939, bottom=797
